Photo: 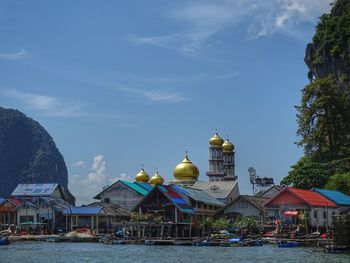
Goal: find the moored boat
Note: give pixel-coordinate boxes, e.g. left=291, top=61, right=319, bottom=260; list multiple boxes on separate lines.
left=278, top=240, right=299, bottom=248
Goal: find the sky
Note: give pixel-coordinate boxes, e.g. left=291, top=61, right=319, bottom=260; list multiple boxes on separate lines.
left=0, top=0, right=334, bottom=204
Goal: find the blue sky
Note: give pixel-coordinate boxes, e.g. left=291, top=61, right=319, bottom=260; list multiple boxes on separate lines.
left=0, top=0, right=334, bottom=204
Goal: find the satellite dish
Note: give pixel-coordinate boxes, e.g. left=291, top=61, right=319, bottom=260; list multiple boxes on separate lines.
left=248, top=167, right=257, bottom=183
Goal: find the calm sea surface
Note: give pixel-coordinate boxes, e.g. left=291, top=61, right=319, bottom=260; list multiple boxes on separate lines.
left=1, top=242, right=350, bottom=263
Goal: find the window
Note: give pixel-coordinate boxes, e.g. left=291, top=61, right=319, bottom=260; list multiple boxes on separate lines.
left=203, top=204, right=207, bottom=209
left=323, top=211, right=327, bottom=219
left=239, top=200, right=248, bottom=208
left=314, top=210, right=318, bottom=219
left=209, top=205, right=212, bottom=210
left=104, top=198, right=110, bottom=203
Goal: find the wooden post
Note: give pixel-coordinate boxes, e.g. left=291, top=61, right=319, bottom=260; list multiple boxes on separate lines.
left=96, top=216, right=99, bottom=234
left=175, top=207, right=178, bottom=223
left=189, top=216, right=193, bottom=238
left=65, top=215, right=68, bottom=233
left=70, top=216, right=73, bottom=231
left=76, top=215, right=79, bottom=229
left=91, top=215, right=94, bottom=232
left=161, top=224, right=164, bottom=240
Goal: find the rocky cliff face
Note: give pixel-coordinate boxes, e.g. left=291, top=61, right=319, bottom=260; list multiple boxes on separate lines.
left=304, top=0, right=350, bottom=82
left=0, top=107, right=68, bottom=197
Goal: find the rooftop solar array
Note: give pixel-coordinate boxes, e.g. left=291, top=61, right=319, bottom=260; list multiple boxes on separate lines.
left=12, top=184, right=59, bottom=196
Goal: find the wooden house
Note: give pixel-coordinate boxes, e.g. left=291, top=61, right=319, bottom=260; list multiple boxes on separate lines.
left=93, top=180, right=152, bottom=211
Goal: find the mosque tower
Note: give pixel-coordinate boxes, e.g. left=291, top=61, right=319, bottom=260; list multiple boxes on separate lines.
left=206, top=132, right=237, bottom=181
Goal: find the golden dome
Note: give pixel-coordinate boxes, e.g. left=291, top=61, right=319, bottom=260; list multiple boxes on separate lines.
left=209, top=132, right=224, bottom=147
left=173, top=154, right=199, bottom=183
left=222, top=139, right=235, bottom=152
left=135, top=168, right=150, bottom=183
left=149, top=171, right=164, bottom=185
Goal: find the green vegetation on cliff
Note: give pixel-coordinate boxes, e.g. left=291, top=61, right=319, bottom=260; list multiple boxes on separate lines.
left=282, top=0, right=350, bottom=192
left=0, top=107, right=68, bottom=197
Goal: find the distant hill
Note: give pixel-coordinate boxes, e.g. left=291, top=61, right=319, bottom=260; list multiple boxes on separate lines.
left=0, top=107, right=68, bottom=197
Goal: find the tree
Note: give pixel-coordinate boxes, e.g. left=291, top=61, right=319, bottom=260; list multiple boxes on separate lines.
left=325, top=172, right=350, bottom=195
left=281, top=157, right=331, bottom=189
left=296, top=75, right=350, bottom=162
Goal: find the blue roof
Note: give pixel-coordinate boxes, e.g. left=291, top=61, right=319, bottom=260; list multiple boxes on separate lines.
left=135, top=182, right=153, bottom=192
left=12, top=184, right=59, bottom=196
left=0, top=198, right=5, bottom=204
left=157, top=185, right=195, bottom=214
left=312, top=188, right=350, bottom=206
left=63, top=207, right=102, bottom=215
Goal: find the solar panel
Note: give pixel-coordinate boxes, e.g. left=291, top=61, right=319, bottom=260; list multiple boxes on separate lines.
left=12, top=184, right=58, bottom=196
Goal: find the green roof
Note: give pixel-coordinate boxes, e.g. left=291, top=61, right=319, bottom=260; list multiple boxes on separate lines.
left=120, top=180, right=149, bottom=196
left=93, top=180, right=150, bottom=199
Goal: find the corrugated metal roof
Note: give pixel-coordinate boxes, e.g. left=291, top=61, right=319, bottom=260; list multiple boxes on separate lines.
left=312, top=188, right=350, bottom=206
left=12, top=184, right=59, bottom=196
left=87, top=202, right=130, bottom=217
left=191, top=181, right=237, bottom=199
left=120, top=180, right=149, bottom=196
left=288, top=188, right=337, bottom=207
left=135, top=182, right=153, bottom=192
left=8, top=198, right=23, bottom=206
left=63, top=206, right=102, bottom=215
left=94, top=180, right=151, bottom=199
left=157, top=185, right=195, bottom=214
left=173, top=185, right=224, bottom=207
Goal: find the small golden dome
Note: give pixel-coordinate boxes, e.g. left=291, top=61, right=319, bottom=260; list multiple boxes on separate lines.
left=135, top=168, right=150, bottom=183
left=149, top=171, right=164, bottom=185
left=209, top=132, right=224, bottom=147
left=173, top=154, right=199, bottom=183
left=222, top=139, right=234, bottom=152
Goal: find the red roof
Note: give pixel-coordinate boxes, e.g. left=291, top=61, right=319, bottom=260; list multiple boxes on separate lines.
left=264, top=187, right=337, bottom=208
left=8, top=198, right=23, bottom=206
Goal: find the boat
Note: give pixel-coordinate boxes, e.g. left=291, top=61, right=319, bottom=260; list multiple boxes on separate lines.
left=278, top=240, right=299, bottom=248
left=245, top=240, right=263, bottom=247
left=0, top=237, right=10, bottom=245
left=112, top=240, right=127, bottom=245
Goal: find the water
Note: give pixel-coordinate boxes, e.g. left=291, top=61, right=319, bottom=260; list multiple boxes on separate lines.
left=1, top=242, right=350, bottom=263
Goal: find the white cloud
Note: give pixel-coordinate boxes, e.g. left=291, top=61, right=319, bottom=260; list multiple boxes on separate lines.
left=128, top=0, right=334, bottom=52
left=69, top=155, right=132, bottom=205
left=71, top=161, right=85, bottom=168
left=0, top=48, right=27, bottom=60
left=0, top=89, right=83, bottom=117
left=116, top=86, right=189, bottom=103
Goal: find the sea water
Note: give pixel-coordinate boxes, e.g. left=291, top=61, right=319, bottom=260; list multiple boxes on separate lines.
left=1, top=242, right=350, bottom=263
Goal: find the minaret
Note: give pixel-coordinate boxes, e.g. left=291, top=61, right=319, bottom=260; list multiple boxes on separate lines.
left=206, top=132, right=225, bottom=181
left=222, top=139, right=237, bottom=181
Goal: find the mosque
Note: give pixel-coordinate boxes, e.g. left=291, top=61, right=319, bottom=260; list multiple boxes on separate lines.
left=94, top=132, right=239, bottom=210
left=135, top=132, right=237, bottom=185
left=132, top=132, right=239, bottom=204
